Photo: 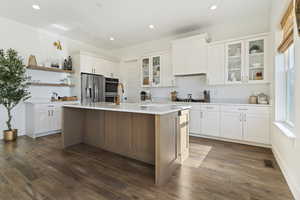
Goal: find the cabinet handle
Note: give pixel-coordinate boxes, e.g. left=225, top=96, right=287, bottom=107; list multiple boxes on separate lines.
left=200, top=111, right=203, bottom=118
left=206, top=106, right=214, bottom=109
left=48, top=110, right=50, bottom=116
left=238, top=108, right=248, bottom=111
left=51, top=110, right=54, bottom=116
left=244, top=114, right=246, bottom=122
left=239, top=113, right=242, bottom=122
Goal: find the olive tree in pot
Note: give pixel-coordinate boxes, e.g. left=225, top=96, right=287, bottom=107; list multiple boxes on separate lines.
left=0, top=49, right=30, bottom=142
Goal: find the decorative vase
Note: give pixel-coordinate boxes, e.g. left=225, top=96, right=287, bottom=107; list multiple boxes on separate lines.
left=3, top=129, right=18, bottom=142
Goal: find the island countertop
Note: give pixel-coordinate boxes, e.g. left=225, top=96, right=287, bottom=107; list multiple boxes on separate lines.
left=63, top=102, right=191, bottom=115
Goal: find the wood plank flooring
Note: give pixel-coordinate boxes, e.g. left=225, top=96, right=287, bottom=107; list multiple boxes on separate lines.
left=0, top=134, right=294, bottom=200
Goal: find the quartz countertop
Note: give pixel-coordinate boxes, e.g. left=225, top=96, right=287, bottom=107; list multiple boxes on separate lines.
left=63, top=102, right=192, bottom=115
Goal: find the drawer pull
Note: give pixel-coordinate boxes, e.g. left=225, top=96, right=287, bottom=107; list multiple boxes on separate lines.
left=205, top=107, right=214, bottom=109
left=238, top=108, right=248, bottom=111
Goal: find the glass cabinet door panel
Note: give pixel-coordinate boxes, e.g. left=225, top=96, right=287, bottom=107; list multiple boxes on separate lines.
left=152, top=56, right=161, bottom=86
left=227, top=42, right=242, bottom=82
left=142, top=58, right=150, bottom=86
left=248, top=39, right=265, bottom=81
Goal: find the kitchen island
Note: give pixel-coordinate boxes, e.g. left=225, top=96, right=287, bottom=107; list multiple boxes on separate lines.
left=62, top=102, right=191, bottom=185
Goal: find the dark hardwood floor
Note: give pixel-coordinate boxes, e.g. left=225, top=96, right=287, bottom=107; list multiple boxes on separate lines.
left=0, top=134, right=294, bottom=200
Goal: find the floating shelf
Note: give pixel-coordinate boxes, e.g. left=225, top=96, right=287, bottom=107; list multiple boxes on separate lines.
left=27, top=82, right=75, bottom=87
left=27, top=65, right=74, bottom=74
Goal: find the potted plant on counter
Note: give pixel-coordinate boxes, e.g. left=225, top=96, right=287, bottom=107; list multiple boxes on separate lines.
left=0, top=49, right=30, bottom=142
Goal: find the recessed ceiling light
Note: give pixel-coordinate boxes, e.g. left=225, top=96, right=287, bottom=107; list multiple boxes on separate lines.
left=32, top=4, right=41, bottom=10
left=210, top=5, right=217, bottom=10
left=109, top=37, right=115, bottom=41
left=149, top=24, right=155, bottom=29
left=51, top=24, right=69, bottom=31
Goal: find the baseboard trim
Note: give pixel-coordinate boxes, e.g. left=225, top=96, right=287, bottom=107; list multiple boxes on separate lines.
left=272, top=146, right=300, bottom=200
left=190, top=133, right=271, bottom=148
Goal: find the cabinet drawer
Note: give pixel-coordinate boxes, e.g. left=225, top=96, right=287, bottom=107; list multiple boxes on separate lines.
left=201, top=105, right=220, bottom=112
left=221, top=105, right=270, bottom=114
left=190, top=104, right=201, bottom=110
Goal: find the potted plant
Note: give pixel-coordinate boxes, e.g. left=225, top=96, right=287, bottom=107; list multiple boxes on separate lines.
left=0, top=49, right=30, bottom=142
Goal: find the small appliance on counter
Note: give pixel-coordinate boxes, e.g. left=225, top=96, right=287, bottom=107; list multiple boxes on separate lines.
left=140, top=91, right=152, bottom=101
left=171, top=91, right=178, bottom=101
left=248, top=93, right=269, bottom=104
left=249, top=95, right=258, bottom=104
left=257, top=93, right=269, bottom=104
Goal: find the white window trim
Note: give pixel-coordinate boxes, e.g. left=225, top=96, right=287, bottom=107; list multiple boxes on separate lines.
left=273, top=121, right=296, bottom=139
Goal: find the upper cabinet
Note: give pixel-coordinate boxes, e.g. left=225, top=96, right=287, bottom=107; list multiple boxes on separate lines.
left=172, top=34, right=208, bottom=76
left=207, top=43, right=225, bottom=85
left=225, top=41, right=244, bottom=84
left=208, top=33, right=270, bottom=85
left=140, top=52, right=173, bottom=88
left=245, top=37, right=268, bottom=83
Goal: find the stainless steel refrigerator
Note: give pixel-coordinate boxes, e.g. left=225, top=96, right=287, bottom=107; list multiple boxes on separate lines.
left=81, top=73, right=105, bottom=103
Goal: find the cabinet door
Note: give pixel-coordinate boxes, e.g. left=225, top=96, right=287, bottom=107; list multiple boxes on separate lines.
left=161, top=53, right=175, bottom=87
left=34, top=105, right=50, bottom=134
left=51, top=106, right=62, bottom=131
left=151, top=55, right=161, bottom=87
left=245, top=37, right=268, bottom=83
left=201, top=111, right=220, bottom=137
left=243, top=113, right=270, bottom=144
left=189, top=109, right=201, bottom=134
left=220, top=112, right=243, bottom=140
left=81, top=55, right=95, bottom=74
left=172, top=40, right=187, bottom=75
left=141, top=57, right=151, bottom=87
left=207, top=44, right=225, bottom=85
left=225, top=41, right=244, bottom=84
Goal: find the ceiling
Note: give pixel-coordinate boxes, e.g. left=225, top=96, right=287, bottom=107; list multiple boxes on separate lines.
left=0, top=0, right=271, bottom=50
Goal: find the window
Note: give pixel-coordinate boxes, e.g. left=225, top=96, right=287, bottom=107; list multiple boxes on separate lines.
left=284, top=45, right=295, bottom=126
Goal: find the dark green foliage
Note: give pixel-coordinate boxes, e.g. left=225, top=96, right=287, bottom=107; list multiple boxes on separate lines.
left=0, top=49, right=31, bottom=131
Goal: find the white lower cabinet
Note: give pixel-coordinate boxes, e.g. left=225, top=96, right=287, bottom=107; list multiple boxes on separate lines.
left=220, top=112, right=243, bottom=140
left=189, top=105, right=220, bottom=137
left=243, top=113, right=270, bottom=144
left=201, top=110, right=220, bottom=137
left=189, top=109, right=201, bottom=134
left=26, top=103, right=64, bottom=138
left=189, top=104, right=270, bottom=145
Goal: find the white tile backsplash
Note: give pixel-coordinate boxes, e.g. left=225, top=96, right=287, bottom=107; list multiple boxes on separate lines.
left=149, top=75, right=271, bottom=102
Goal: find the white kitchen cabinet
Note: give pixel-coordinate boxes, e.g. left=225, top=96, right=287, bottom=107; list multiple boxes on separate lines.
left=201, top=110, right=220, bottom=137
left=189, top=109, right=201, bottom=134
left=207, top=43, right=225, bottom=85
left=140, top=52, right=173, bottom=87
left=220, top=105, right=270, bottom=144
left=225, top=41, right=244, bottom=84
left=172, top=34, right=208, bottom=76
left=220, top=112, right=243, bottom=140
left=243, top=113, right=270, bottom=144
left=26, top=103, right=65, bottom=138
left=245, top=37, right=269, bottom=83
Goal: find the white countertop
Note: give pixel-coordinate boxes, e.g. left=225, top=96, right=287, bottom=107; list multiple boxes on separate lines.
left=63, top=102, right=192, bottom=115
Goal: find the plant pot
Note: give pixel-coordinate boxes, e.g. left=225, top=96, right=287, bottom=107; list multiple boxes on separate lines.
left=3, top=129, right=18, bottom=142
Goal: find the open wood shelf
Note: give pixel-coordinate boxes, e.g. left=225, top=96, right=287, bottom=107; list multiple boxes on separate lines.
left=27, top=82, right=75, bottom=87
left=27, top=65, right=74, bottom=74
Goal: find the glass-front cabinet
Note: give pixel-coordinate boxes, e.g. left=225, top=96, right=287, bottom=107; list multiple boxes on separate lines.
left=245, top=37, right=267, bottom=83
left=225, top=36, right=268, bottom=84
left=141, top=57, right=151, bottom=87
left=152, top=56, right=161, bottom=86
left=225, top=41, right=244, bottom=84
left=141, top=55, right=162, bottom=87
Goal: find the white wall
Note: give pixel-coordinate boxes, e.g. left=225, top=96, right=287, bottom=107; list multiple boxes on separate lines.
left=0, top=16, right=118, bottom=138
left=115, top=16, right=271, bottom=102
left=270, top=0, right=300, bottom=199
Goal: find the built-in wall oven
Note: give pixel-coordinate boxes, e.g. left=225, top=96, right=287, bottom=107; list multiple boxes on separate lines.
left=105, top=77, right=119, bottom=102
